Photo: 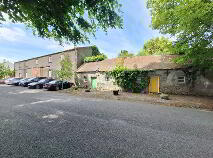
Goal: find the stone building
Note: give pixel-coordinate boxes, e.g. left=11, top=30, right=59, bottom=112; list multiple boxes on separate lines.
left=76, top=55, right=213, bottom=96
left=14, top=46, right=93, bottom=82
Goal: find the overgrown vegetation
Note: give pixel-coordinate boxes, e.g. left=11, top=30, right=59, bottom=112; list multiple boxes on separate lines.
left=0, top=63, right=14, bottom=79
left=108, top=66, right=149, bottom=93
left=91, top=45, right=101, bottom=56
left=55, top=56, right=73, bottom=81
left=147, top=0, right=213, bottom=68
left=84, top=54, right=107, bottom=63
left=118, top=50, right=134, bottom=58
left=138, top=37, right=174, bottom=56
left=0, top=0, right=123, bottom=44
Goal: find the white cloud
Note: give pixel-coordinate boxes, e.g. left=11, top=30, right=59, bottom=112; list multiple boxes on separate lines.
left=0, top=56, right=16, bottom=63
left=46, top=40, right=75, bottom=51
left=0, top=27, right=26, bottom=42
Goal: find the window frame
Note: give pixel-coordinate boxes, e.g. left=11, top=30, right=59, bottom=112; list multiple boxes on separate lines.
left=48, top=56, right=52, bottom=63
left=177, top=76, right=186, bottom=84
left=60, top=55, right=64, bottom=61
left=48, top=70, right=52, bottom=78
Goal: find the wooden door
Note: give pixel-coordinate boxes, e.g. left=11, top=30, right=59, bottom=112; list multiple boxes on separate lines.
left=91, top=77, right=97, bottom=89
left=149, top=76, right=160, bottom=93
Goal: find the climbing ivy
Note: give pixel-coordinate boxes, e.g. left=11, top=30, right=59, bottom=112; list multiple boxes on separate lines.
left=108, top=66, right=149, bottom=93
left=84, top=54, right=107, bottom=63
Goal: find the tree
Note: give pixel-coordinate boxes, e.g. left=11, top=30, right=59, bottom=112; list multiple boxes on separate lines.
left=91, top=45, right=101, bottom=56
left=0, top=63, right=14, bottom=79
left=147, top=0, right=213, bottom=68
left=0, top=0, right=123, bottom=44
left=55, top=56, right=73, bottom=82
left=138, top=37, right=173, bottom=56
left=118, top=50, right=134, bottom=58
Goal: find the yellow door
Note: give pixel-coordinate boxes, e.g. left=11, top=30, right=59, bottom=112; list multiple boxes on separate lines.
left=149, top=76, right=160, bottom=93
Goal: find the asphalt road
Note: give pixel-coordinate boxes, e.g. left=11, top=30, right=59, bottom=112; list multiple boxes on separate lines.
left=0, top=85, right=213, bottom=158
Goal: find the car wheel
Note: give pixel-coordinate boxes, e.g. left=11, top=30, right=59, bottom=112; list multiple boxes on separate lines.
left=36, top=85, right=40, bottom=89
left=56, top=86, right=59, bottom=91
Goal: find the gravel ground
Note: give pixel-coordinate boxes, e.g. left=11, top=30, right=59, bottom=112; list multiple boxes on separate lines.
left=61, top=88, right=213, bottom=110
left=1, top=85, right=213, bottom=157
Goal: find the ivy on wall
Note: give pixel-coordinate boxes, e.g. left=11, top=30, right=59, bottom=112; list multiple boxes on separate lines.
left=84, top=54, right=107, bottom=63
left=108, top=66, right=149, bottom=93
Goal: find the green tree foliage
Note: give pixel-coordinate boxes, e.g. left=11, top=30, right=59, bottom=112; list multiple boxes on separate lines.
left=91, top=45, right=101, bottom=56
left=55, top=56, right=73, bottom=81
left=118, top=50, right=134, bottom=58
left=109, top=66, right=149, bottom=93
left=147, top=0, right=213, bottom=68
left=138, top=37, right=173, bottom=56
left=0, top=63, right=14, bottom=79
left=84, top=54, right=107, bottom=63
left=0, top=0, right=123, bottom=44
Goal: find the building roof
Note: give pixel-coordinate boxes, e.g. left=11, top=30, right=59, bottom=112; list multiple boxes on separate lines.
left=15, top=46, right=91, bottom=63
left=77, top=55, right=183, bottom=73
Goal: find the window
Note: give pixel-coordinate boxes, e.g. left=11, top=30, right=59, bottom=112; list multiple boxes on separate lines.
left=48, top=70, right=52, bottom=78
left=60, top=55, right=64, bottom=61
left=105, top=76, right=110, bottom=81
left=178, top=76, right=185, bottom=83
left=48, top=56, right=52, bottom=63
left=36, top=59, right=38, bottom=64
left=136, top=78, right=141, bottom=84
left=25, top=72, right=28, bottom=78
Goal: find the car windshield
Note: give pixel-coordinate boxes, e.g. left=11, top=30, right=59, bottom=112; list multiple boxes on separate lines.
left=13, top=78, right=20, bottom=81
left=28, top=78, right=36, bottom=81
left=38, top=79, right=47, bottom=83
left=6, top=78, right=14, bottom=81
left=20, top=78, right=28, bottom=82
left=49, top=80, right=58, bottom=84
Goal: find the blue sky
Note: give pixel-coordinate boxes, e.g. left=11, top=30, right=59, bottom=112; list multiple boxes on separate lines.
left=0, top=0, right=167, bottom=62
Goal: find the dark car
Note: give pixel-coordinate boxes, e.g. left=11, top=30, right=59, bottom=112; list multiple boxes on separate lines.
left=44, top=80, right=73, bottom=91
left=28, top=78, right=54, bottom=89
left=11, top=78, right=23, bottom=86
left=19, top=78, right=29, bottom=86
left=20, top=77, right=46, bottom=87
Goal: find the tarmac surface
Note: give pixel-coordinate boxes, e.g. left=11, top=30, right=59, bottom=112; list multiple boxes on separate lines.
left=0, top=85, right=213, bottom=158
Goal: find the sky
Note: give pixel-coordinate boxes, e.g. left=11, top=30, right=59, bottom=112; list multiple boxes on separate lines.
left=0, top=0, right=166, bottom=63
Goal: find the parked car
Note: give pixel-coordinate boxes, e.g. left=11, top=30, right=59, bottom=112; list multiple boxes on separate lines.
left=20, top=77, right=46, bottom=87
left=44, top=80, right=73, bottom=91
left=11, top=78, right=23, bottom=86
left=5, top=78, right=22, bottom=85
left=28, top=78, right=54, bottom=89
left=4, top=78, right=15, bottom=85
left=19, top=78, right=29, bottom=86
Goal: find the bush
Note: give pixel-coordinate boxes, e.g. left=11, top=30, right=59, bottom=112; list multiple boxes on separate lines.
left=84, top=54, right=107, bottom=63
left=109, top=66, right=149, bottom=93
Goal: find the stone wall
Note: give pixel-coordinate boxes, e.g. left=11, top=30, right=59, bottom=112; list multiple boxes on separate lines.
left=76, top=72, right=120, bottom=91
left=14, top=47, right=92, bottom=82
left=149, top=69, right=213, bottom=96
left=77, top=69, right=213, bottom=96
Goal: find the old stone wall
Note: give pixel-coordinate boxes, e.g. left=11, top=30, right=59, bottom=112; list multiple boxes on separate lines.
left=148, top=70, right=190, bottom=95
left=150, top=69, right=213, bottom=96
left=76, top=72, right=120, bottom=91
left=77, top=69, right=213, bottom=96
left=14, top=47, right=92, bottom=82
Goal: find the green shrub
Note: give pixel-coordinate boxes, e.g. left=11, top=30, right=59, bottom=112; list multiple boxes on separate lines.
left=108, top=66, right=149, bottom=93
left=84, top=54, right=107, bottom=63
